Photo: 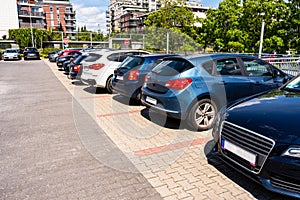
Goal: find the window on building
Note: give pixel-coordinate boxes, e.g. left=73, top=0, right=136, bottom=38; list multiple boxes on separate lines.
left=50, top=7, right=53, bottom=12
left=66, top=7, right=71, bottom=13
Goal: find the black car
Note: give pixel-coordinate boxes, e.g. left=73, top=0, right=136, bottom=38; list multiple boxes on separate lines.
left=68, top=54, right=88, bottom=80
left=56, top=52, right=81, bottom=70
left=112, top=54, right=177, bottom=101
left=23, top=47, right=40, bottom=60
left=212, top=75, right=300, bottom=198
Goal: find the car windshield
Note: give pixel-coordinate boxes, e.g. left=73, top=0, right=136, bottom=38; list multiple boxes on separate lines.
left=284, top=76, right=300, bottom=91
left=118, top=56, right=144, bottom=70
left=152, top=58, right=194, bottom=76
left=5, top=49, right=17, bottom=53
left=25, top=48, right=37, bottom=52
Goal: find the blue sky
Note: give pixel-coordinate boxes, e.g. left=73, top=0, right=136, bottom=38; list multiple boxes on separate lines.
left=70, top=0, right=222, bottom=34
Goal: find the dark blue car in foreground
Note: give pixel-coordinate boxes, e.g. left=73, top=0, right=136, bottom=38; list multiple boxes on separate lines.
left=112, top=54, right=177, bottom=101
left=212, top=75, right=300, bottom=198
left=141, top=54, right=291, bottom=131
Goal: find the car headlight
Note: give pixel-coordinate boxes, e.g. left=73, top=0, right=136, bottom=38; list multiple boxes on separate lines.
left=60, top=58, right=66, bottom=61
left=282, top=146, right=300, bottom=158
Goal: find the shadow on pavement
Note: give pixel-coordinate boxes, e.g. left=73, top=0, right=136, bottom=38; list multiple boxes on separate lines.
left=112, top=94, right=141, bottom=106
left=204, top=141, right=294, bottom=200
left=140, top=107, right=193, bottom=130
left=71, top=80, right=86, bottom=86
left=83, top=86, right=108, bottom=94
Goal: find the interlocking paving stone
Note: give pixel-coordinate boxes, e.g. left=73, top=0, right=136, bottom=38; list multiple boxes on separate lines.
left=43, top=59, right=293, bottom=200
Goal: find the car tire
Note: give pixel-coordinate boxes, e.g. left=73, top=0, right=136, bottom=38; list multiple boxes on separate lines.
left=106, top=76, right=113, bottom=94
left=187, top=98, right=217, bottom=131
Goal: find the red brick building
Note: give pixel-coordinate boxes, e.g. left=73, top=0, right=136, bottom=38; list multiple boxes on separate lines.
left=17, top=0, right=76, bottom=37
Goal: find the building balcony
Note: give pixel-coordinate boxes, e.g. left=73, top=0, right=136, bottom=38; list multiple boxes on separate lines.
left=65, top=23, right=76, bottom=27
left=64, top=17, right=76, bottom=21
left=64, top=10, right=76, bottom=15
left=20, top=22, right=46, bottom=29
left=18, top=10, right=45, bottom=18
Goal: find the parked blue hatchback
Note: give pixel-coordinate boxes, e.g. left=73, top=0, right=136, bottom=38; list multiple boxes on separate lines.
left=141, top=54, right=292, bottom=131
left=112, top=54, right=177, bottom=101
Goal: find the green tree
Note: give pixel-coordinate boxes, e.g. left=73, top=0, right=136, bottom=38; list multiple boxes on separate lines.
left=144, top=0, right=198, bottom=40
left=201, top=0, right=291, bottom=53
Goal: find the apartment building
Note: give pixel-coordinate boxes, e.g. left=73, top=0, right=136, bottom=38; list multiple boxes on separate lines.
left=17, top=0, right=46, bottom=30
left=107, top=0, right=208, bottom=33
left=16, top=0, right=76, bottom=37
left=0, top=0, right=19, bottom=38
left=42, top=0, right=76, bottom=36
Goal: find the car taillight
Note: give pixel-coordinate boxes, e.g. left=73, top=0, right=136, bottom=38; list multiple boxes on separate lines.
left=144, top=74, right=150, bottom=82
left=74, top=64, right=81, bottom=72
left=89, top=63, right=105, bottom=70
left=165, top=78, right=192, bottom=90
left=128, top=70, right=140, bottom=81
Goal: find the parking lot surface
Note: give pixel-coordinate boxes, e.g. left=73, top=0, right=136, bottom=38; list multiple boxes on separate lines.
left=0, top=59, right=292, bottom=199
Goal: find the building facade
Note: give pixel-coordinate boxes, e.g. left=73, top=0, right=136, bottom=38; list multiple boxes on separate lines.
left=17, top=0, right=46, bottom=30
left=0, top=0, right=20, bottom=38
left=107, top=0, right=208, bottom=33
left=16, top=0, right=76, bottom=37
left=42, top=0, right=76, bottom=36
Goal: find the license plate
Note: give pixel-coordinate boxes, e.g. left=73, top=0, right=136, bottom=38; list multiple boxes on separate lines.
left=222, top=139, right=256, bottom=165
left=29, top=53, right=35, bottom=56
left=146, top=96, right=157, bottom=105
left=116, top=75, right=123, bottom=80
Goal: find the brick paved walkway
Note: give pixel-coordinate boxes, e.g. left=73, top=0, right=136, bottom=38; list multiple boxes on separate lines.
left=0, top=59, right=291, bottom=200
left=45, top=60, right=291, bottom=200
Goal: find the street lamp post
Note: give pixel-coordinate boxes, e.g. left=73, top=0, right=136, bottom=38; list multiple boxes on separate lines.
left=29, top=0, right=42, bottom=48
left=258, top=12, right=265, bottom=58
left=258, top=20, right=265, bottom=58
left=29, top=4, right=34, bottom=47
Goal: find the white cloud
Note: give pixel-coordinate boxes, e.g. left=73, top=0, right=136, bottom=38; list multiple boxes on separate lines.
left=73, top=4, right=108, bottom=34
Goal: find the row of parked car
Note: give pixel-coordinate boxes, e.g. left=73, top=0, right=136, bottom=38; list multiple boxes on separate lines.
left=0, top=47, right=40, bottom=61
left=51, top=48, right=299, bottom=198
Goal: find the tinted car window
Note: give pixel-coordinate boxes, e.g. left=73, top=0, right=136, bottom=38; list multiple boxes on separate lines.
left=216, top=58, right=242, bottom=76
left=84, top=53, right=102, bottom=62
left=152, top=59, right=194, bottom=76
left=118, top=56, right=144, bottom=70
left=242, top=57, right=273, bottom=76
left=201, top=61, right=214, bottom=75
left=107, top=53, right=120, bottom=61
left=25, top=48, right=37, bottom=52
left=142, top=57, right=159, bottom=71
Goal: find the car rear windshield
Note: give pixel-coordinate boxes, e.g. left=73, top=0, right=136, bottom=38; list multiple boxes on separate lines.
left=152, top=59, right=194, bottom=76
left=25, top=48, right=37, bottom=52
left=118, top=56, right=144, bottom=70
left=84, top=53, right=102, bottom=62
left=5, top=49, right=17, bottom=53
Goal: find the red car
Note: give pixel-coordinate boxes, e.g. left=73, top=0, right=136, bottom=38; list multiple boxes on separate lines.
left=55, top=49, right=82, bottom=61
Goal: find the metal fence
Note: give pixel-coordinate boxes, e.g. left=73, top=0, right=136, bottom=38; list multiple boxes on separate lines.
left=262, top=57, right=300, bottom=76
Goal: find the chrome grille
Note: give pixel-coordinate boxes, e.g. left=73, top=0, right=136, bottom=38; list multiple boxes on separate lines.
left=220, top=121, right=275, bottom=174
left=271, top=175, right=300, bottom=193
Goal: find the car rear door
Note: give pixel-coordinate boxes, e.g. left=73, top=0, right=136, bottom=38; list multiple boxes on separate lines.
left=213, top=57, right=251, bottom=102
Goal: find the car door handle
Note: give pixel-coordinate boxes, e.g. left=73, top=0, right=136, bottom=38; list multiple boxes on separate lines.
left=254, top=82, right=262, bottom=85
